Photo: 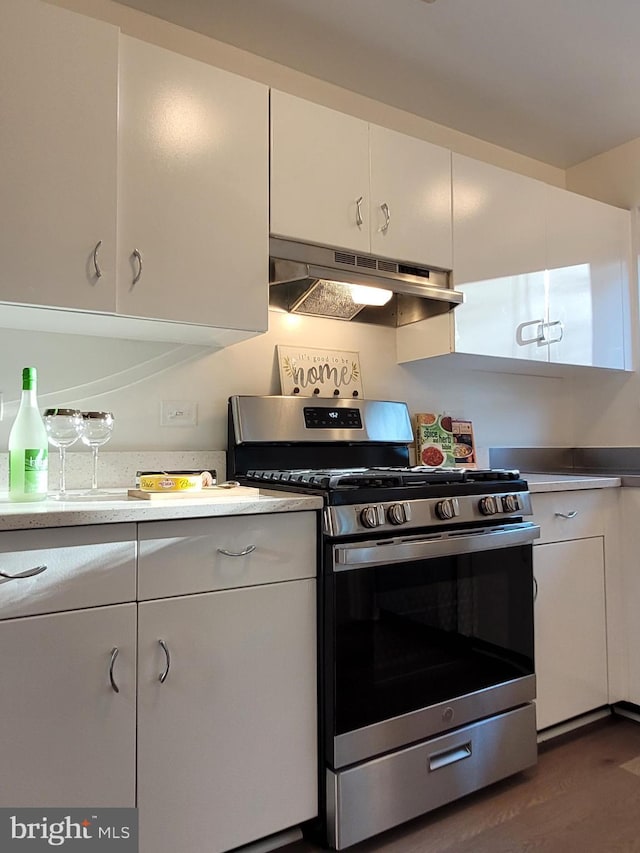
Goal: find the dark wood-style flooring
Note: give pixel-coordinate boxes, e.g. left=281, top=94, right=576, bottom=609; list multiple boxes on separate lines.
left=291, top=715, right=640, bottom=853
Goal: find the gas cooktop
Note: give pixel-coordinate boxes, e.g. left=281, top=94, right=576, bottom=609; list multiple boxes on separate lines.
left=243, top=467, right=522, bottom=490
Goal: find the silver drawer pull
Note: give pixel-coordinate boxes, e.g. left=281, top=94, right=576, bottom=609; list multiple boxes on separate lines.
left=0, top=564, right=47, bottom=580
left=109, top=647, right=120, bottom=693
left=132, top=248, right=143, bottom=286
left=217, top=545, right=256, bottom=557
left=429, top=742, right=472, bottom=772
left=93, top=240, right=103, bottom=278
left=158, top=639, right=171, bottom=684
left=555, top=511, right=578, bottom=519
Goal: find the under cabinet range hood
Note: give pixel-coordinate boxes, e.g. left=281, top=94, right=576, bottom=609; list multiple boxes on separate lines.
left=269, top=237, right=463, bottom=327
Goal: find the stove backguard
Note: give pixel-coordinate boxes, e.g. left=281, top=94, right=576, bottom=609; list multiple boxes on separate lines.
left=227, top=396, right=412, bottom=479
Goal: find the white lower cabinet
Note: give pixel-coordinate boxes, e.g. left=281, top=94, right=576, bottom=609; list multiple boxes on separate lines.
left=0, top=512, right=318, bottom=852
left=530, top=487, right=622, bottom=732
left=136, top=511, right=318, bottom=853
left=137, top=580, right=317, bottom=853
left=0, top=603, right=136, bottom=807
left=0, top=524, right=137, bottom=808
left=533, top=537, right=608, bottom=730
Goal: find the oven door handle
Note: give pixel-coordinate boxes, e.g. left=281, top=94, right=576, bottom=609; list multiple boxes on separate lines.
left=333, top=523, right=540, bottom=570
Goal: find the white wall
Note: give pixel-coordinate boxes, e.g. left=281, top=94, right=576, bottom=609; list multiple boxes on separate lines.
left=0, top=312, right=573, bottom=461
left=567, top=138, right=640, bottom=210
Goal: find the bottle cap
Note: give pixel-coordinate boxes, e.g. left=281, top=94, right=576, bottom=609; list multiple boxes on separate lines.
left=22, top=367, right=37, bottom=390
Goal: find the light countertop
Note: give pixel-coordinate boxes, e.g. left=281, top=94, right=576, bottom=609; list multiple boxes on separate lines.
left=0, top=488, right=323, bottom=531
left=522, top=473, right=622, bottom=493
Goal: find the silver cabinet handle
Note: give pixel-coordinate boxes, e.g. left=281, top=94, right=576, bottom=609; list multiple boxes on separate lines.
left=545, top=320, right=564, bottom=343
left=109, top=647, right=120, bottom=693
left=533, top=576, right=538, bottom=601
left=555, top=511, right=578, bottom=519
left=379, top=202, right=391, bottom=233
left=516, top=319, right=546, bottom=346
left=158, top=639, right=171, bottom=684
left=0, top=564, right=47, bottom=580
left=93, top=240, right=103, bottom=278
left=216, top=544, right=256, bottom=557
left=355, top=196, right=364, bottom=227
left=132, top=249, right=143, bottom=286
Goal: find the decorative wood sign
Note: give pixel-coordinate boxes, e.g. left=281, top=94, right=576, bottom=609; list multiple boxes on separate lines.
left=277, top=345, right=364, bottom=398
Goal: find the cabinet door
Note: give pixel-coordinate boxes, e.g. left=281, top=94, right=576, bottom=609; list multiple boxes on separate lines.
left=533, top=537, right=608, bottom=731
left=270, top=90, right=370, bottom=252
left=453, top=272, right=548, bottom=361
left=451, top=154, right=548, bottom=362
left=117, top=36, right=268, bottom=331
left=369, top=125, right=452, bottom=269
left=138, top=580, right=317, bottom=853
left=452, top=154, right=547, bottom=285
left=546, top=187, right=629, bottom=369
left=0, top=604, right=136, bottom=807
left=0, top=0, right=118, bottom=312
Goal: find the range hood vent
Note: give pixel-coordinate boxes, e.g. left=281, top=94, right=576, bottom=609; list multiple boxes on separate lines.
left=269, top=237, right=463, bottom=327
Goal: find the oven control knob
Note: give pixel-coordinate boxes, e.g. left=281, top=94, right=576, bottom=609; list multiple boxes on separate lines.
left=360, top=505, right=383, bottom=528
left=502, top=494, right=520, bottom=513
left=387, top=503, right=408, bottom=525
left=479, top=496, right=499, bottom=516
left=435, top=498, right=459, bottom=520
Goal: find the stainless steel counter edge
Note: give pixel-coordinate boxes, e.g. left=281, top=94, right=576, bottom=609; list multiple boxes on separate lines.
left=523, top=474, right=622, bottom=493
left=0, top=489, right=324, bottom=531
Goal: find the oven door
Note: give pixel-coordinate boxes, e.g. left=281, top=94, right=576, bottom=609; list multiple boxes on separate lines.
left=324, top=521, right=539, bottom=769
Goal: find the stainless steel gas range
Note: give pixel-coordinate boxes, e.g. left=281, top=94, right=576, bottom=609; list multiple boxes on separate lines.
left=227, top=395, right=539, bottom=849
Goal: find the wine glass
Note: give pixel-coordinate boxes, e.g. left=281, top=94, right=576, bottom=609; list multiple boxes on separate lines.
left=43, top=408, right=83, bottom=500
left=79, top=411, right=114, bottom=495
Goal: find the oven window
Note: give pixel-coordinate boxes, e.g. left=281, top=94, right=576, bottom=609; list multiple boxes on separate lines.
left=330, top=545, right=534, bottom=736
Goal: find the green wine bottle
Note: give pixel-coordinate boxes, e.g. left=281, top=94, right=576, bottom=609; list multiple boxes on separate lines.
left=8, top=367, right=48, bottom=502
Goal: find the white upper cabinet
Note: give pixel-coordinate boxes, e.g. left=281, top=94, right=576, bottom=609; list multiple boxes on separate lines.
left=270, top=91, right=452, bottom=267
left=270, top=90, right=370, bottom=252
left=0, top=0, right=118, bottom=312
left=449, top=155, right=548, bottom=364
left=117, top=36, right=268, bottom=332
left=398, top=154, right=631, bottom=372
left=0, top=1, right=269, bottom=346
left=545, top=186, right=629, bottom=369
left=452, top=154, right=546, bottom=285
left=369, top=124, right=452, bottom=269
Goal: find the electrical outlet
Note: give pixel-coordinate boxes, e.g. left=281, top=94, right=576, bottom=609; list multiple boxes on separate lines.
left=160, top=400, right=198, bottom=427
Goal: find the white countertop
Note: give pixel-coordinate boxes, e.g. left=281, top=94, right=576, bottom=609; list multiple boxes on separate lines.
left=0, top=475, right=624, bottom=530
left=522, top=473, right=622, bottom=493
left=0, top=488, right=323, bottom=531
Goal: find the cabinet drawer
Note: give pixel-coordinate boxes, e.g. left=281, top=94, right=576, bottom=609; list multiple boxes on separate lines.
left=531, top=491, right=608, bottom=544
left=0, top=524, right=136, bottom=619
left=138, top=511, right=317, bottom=600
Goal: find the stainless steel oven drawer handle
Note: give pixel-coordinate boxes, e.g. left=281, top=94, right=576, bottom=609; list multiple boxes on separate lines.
left=429, top=742, right=472, bottom=772
left=334, top=523, right=541, bottom=570
left=216, top=545, right=256, bottom=557
left=0, top=564, right=47, bottom=579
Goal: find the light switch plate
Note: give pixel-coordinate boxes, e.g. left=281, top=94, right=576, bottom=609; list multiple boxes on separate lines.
left=160, top=400, right=198, bottom=427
